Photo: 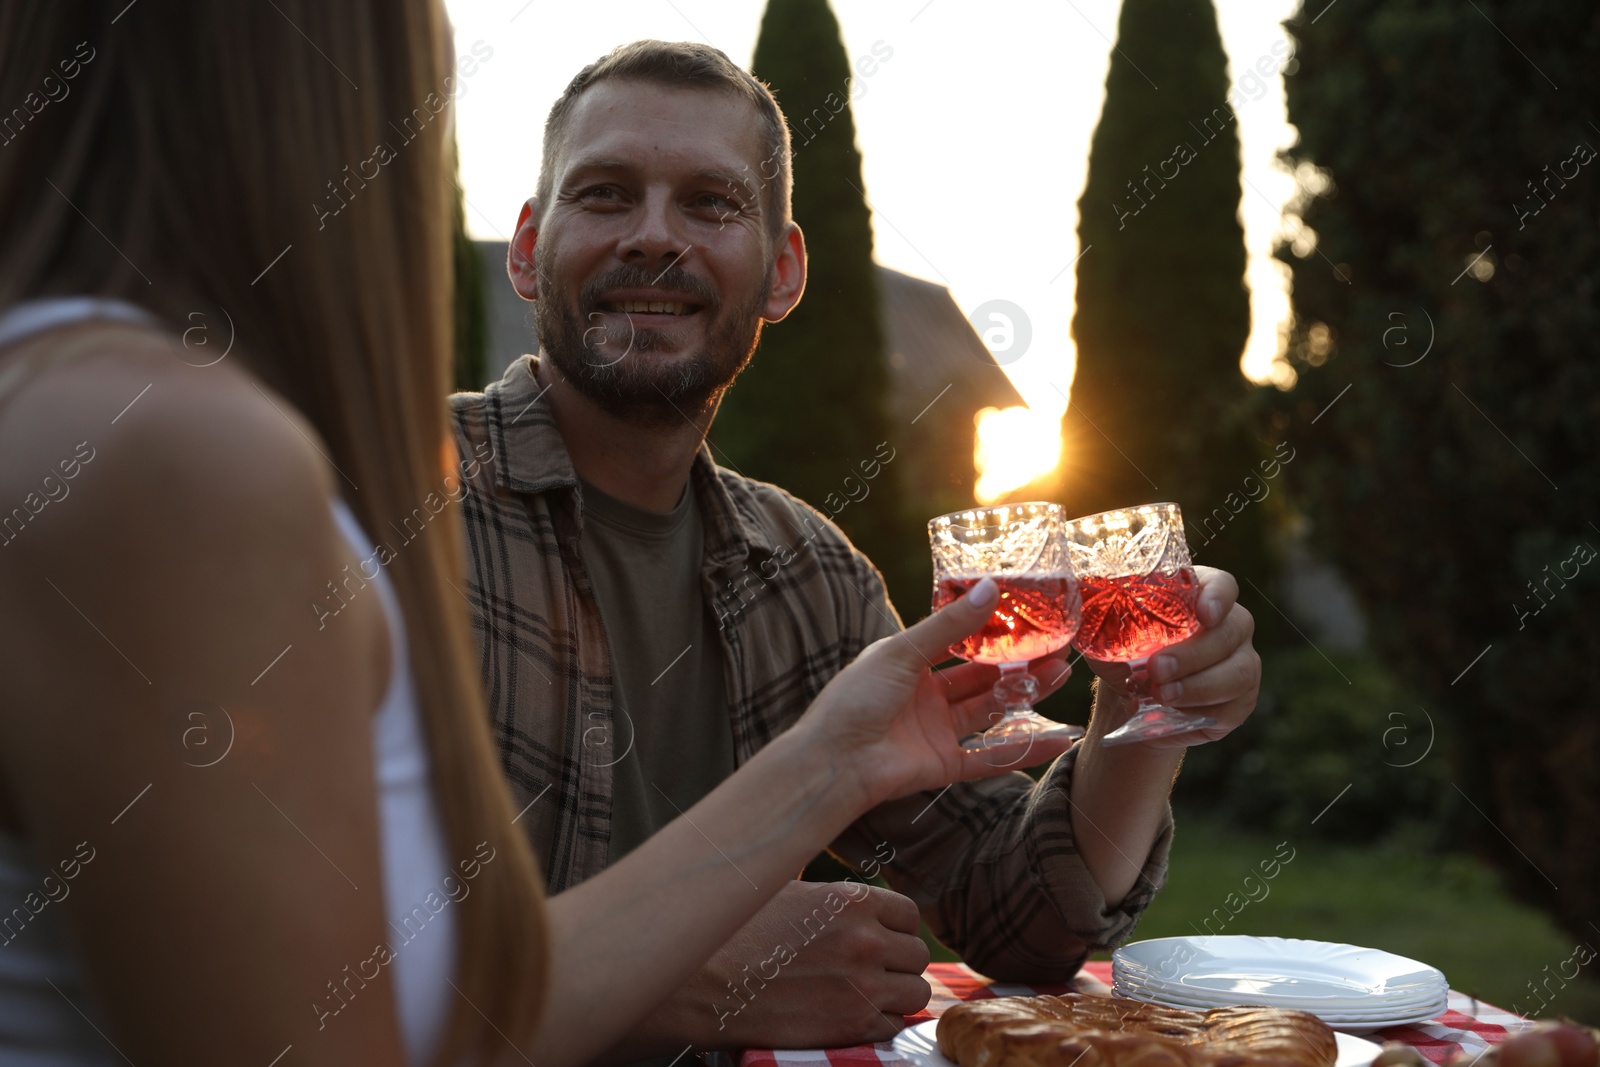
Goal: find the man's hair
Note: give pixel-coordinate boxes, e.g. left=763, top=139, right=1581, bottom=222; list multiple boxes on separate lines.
left=537, top=40, right=793, bottom=239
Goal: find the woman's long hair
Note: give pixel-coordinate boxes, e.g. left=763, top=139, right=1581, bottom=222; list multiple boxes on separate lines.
left=0, top=1, right=546, bottom=1059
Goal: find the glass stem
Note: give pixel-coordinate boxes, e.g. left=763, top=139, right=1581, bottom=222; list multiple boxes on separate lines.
left=1125, top=655, right=1156, bottom=710
left=993, top=662, right=1038, bottom=719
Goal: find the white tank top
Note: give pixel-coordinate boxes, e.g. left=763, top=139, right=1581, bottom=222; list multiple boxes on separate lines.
left=0, top=298, right=455, bottom=1064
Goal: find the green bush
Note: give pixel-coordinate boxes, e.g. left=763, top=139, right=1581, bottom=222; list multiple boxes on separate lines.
left=1174, top=647, right=1457, bottom=845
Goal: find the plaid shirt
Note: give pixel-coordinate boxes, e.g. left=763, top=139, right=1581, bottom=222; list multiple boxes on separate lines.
left=449, top=356, right=1173, bottom=980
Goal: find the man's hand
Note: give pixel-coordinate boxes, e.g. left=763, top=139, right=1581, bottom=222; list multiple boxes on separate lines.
left=606, top=880, right=932, bottom=1054
left=1083, top=566, right=1260, bottom=748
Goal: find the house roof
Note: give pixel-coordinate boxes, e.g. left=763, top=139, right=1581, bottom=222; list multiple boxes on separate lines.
left=874, top=263, right=1023, bottom=427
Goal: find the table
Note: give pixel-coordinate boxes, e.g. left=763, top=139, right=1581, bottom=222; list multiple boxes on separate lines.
left=740, top=961, right=1531, bottom=1067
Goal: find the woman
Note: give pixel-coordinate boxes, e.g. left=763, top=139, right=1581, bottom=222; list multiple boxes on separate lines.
left=0, top=3, right=1068, bottom=1063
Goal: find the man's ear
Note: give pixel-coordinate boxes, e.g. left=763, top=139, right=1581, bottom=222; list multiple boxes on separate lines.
left=508, top=198, right=541, bottom=302
left=762, top=221, right=807, bottom=324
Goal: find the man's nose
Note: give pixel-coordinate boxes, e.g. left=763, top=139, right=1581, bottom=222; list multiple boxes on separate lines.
left=620, top=193, right=690, bottom=266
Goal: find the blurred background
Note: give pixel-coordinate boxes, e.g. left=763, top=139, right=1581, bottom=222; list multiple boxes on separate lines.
left=444, top=0, right=1599, bottom=1024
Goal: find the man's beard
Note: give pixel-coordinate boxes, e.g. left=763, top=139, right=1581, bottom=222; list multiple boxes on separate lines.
left=535, top=256, right=768, bottom=427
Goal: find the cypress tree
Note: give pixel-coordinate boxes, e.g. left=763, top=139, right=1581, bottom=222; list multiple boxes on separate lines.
left=451, top=143, right=488, bottom=393
left=1067, top=0, right=1265, bottom=584
left=714, top=0, right=917, bottom=616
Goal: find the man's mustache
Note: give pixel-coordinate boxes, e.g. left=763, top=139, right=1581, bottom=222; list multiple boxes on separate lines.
left=578, top=264, right=719, bottom=312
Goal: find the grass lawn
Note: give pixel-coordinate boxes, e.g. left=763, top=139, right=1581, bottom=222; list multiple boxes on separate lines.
left=923, top=814, right=1599, bottom=1025
left=1099, top=815, right=1600, bottom=1025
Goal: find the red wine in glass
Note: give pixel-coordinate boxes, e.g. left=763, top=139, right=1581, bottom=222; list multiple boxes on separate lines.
left=934, top=575, right=1082, bottom=665
left=1074, top=570, right=1202, bottom=662
left=929, top=503, right=1085, bottom=759
left=1065, top=504, right=1215, bottom=746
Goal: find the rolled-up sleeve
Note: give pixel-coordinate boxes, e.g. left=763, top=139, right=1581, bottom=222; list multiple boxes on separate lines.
left=830, top=749, right=1173, bottom=980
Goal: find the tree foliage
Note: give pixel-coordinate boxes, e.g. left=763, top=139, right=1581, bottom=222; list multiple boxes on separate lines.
left=714, top=0, right=918, bottom=616
left=1276, top=0, right=1600, bottom=943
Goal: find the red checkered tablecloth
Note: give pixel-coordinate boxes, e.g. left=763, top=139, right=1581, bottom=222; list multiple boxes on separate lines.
left=739, top=961, right=1532, bottom=1067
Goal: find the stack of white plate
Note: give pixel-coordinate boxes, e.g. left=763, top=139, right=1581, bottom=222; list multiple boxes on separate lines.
left=1113, top=936, right=1449, bottom=1032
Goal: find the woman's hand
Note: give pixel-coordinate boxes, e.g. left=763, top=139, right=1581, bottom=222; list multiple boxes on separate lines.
left=1082, top=566, right=1261, bottom=749
left=794, top=578, right=1076, bottom=809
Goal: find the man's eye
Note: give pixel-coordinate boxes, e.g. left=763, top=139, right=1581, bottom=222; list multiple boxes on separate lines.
left=581, top=186, right=620, bottom=201
left=697, top=193, right=740, bottom=211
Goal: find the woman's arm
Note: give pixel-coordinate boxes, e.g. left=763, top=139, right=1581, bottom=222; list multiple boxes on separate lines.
left=529, top=578, right=1071, bottom=1066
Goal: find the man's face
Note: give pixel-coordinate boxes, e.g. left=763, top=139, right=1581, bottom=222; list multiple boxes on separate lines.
left=523, top=80, right=797, bottom=426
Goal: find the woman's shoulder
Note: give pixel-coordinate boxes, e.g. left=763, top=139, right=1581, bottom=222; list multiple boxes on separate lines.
left=0, top=319, right=384, bottom=706
left=0, top=320, right=338, bottom=560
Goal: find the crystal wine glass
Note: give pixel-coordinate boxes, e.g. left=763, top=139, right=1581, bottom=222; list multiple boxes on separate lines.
left=1065, top=502, right=1214, bottom=746
left=929, top=502, right=1085, bottom=754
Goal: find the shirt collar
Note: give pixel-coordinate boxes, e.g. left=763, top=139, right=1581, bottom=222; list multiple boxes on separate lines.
left=484, top=354, right=777, bottom=563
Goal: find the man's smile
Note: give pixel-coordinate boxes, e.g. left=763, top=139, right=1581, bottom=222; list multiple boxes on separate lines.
left=589, top=286, right=709, bottom=326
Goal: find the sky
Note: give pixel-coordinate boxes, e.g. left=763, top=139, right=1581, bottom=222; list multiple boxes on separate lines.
left=443, top=0, right=1304, bottom=495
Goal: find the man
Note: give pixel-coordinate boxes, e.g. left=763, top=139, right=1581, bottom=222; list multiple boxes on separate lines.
left=450, top=40, right=1262, bottom=1057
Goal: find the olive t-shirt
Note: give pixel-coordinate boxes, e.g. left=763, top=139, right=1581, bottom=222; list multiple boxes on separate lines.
left=577, top=476, right=736, bottom=866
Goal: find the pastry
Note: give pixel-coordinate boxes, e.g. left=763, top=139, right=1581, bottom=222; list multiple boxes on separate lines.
left=935, top=993, right=1338, bottom=1067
